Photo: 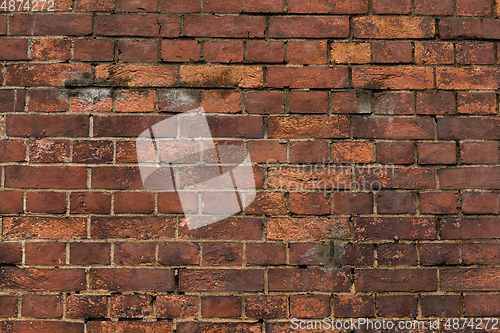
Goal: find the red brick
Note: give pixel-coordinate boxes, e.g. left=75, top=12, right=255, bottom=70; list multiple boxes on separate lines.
left=0, top=90, right=25, bottom=112
left=290, top=141, right=329, bottom=163
left=268, top=268, right=350, bottom=291
left=246, top=243, right=286, bottom=265
left=7, top=63, right=91, bottom=87
left=268, top=217, right=349, bottom=240
left=290, top=295, right=330, bottom=319
left=331, top=91, right=372, bottom=114
left=179, top=217, right=263, bottom=240
left=420, top=242, right=459, bottom=266
left=463, top=192, right=500, bottom=214
left=463, top=242, right=500, bottom=264
left=93, top=115, right=169, bottom=137
left=267, top=66, right=348, bottom=89
left=202, top=242, right=243, bottom=266
left=87, top=322, right=171, bottom=332
left=25, top=242, right=66, bottom=265
left=158, top=242, right=200, bottom=265
left=180, top=269, right=264, bottom=292
left=246, top=40, right=284, bottom=63
left=440, top=268, right=500, bottom=291
left=418, top=142, right=456, bottom=165
left=204, top=0, right=242, bottom=12
left=457, top=0, right=494, bottom=15
left=377, top=295, right=417, bottom=318
left=331, top=141, right=373, bottom=163
left=91, top=166, right=146, bottom=189
left=178, top=322, right=257, bottom=333
left=26, top=191, right=67, bottom=214
left=289, top=192, right=330, bottom=215
left=356, top=167, right=436, bottom=190
left=73, top=140, right=113, bottom=163
left=440, top=167, right=500, bottom=189
left=158, top=89, right=199, bottom=112
left=378, top=243, right=417, bottom=266
left=0, top=243, right=22, bottom=265
left=289, top=243, right=322, bottom=265
left=71, top=242, right=110, bottom=265
left=374, top=92, right=415, bottom=115
left=204, top=40, right=243, bottom=63
left=161, top=0, right=200, bottom=13
left=354, top=117, right=435, bottom=139
left=456, top=42, right=495, bottom=64
left=333, top=192, right=373, bottom=214
left=461, top=142, right=499, bottom=164
left=458, top=92, right=497, bottom=115
left=331, top=42, right=371, bottom=64
left=376, top=142, right=415, bottom=164
left=289, top=91, right=328, bottom=114
left=97, top=15, right=180, bottom=37
left=22, top=294, right=63, bottom=318
left=75, top=0, right=114, bottom=11
left=415, top=41, right=454, bottom=64
left=422, top=295, right=460, bottom=317
left=420, top=192, right=459, bottom=214
left=245, top=192, right=286, bottom=216
left=0, top=16, right=6, bottom=35
left=415, top=0, right=453, bottom=14
left=439, top=118, right=500, bottom=141
left=117, top=0, right=157, bottom=12
left=74, top=39, right=115, bottom=61
left=465, top=294, right=500, bottom=316
left=201, top=90, right=241, bottom=113
left=440, top=217, right=500, bottom=239
left=114, top=192, right=154, bottom=214
left=71, top=89, right=113, bottom=113
left=287, top=0, right=326, bottom=13
left=10, top=14, right=92, bottom=35
left=0, top=296, right=17, bottom=318
left=114, top=242, right=155, bottom=265
left=269, top=116, right=349, bottom=138
left=157, top=192, right=197, bottom=214
left=111, top=294, right=152, bottom=318
left=355, top=269, right=437, bottom=292
left=0, top=140, right=26, bottom=163
left=246, top=91, right=284, bottom=114
left=437, top=67, right=500, bottom=89
left=180, top=65, right=263, bottom=88
left=118, top=40, right=158, bottom=63
left=353, top=66, right=434, bottom=90
left=157, top=295, right=197, bottom=319
left=377, top=191, right=417, bottom=214
left=91, top=216, right=175, bottom=239
left=418, top=92, right=456, bottom=115
left=1, top=321, right=83, bottom=332
left=30, top=139, right=70, bottom=163
left=0, top=190, right=24, bottom=214
left=0, top=39, right=28, bottom=60
left=66, top=295, right=108, bottom=319
left=329, top=0, right=368, bottom=13
left=70, top=192, right=111, bottom=214
left=269, top=17, right=348, bottom=38
left=288, top=41, right=327, bottom=64
left=245, top=295, right=286, bottom=319
left=28, top=90, right=69, bottom=112
left=248, top=140, right=286, bottom=163
left=0, top=268, right=86, bottom=291
left=31, top=38, right=71, bottom=61
left=354, top=17, right=435, bottom=39
left=90, top=268, right=174, bottom=291
left=373, top=0, right=411, bottom=13
left=334, top=295, right=374, bottom=318
left=245, top=0, right=282, bottom=12
left=202, top=296, right=241, bottom=318
left=373, top=41, right=412, bottom=63
left=355, top=217, right=436, bottom=240
left=161, top=40, right=201, bottom=62
left=5, top=165, right=87, bottom=189
left=95, top=64, right=177, bottom=87
left=184, top=16, right=265, bottom=38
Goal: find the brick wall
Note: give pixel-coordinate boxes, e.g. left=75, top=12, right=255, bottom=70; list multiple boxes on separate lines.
left=0, top=0, right=500, bottom=332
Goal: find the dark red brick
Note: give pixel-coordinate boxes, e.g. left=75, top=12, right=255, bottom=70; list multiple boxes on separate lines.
left=420, top=242, right=459, bottom=266
left=355, top=269, right=437, bottom=292
left=202, top=296, right=241, bottom=318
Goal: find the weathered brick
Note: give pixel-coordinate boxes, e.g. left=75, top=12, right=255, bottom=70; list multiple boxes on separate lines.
left=161, top=0, right=200, bottom=13
left=461, top=142, right=499, bottom=164
left=267, top=217, right=349, bottom=240
left=0, top=90, right=25, bottom=112
left=268, top=268, right=350, bottom=291
left=415, top=0, right=453, bottom=15
left=355, top=217, right=436, bottom=240
left=179, top=217, right=263, bottom=240
left=70, top=192, right=111, bottom=214
left=245, top=295, right=287, bottom=319
left=0, top=39, right=28, bottom=60
left=0, top=190, right=24, bottom=214
left=288, top=41, right=327, bottom=64
left=74, top=39, right=115, bottom=61
left=0, top=243, right=22, bottom=264
left=246, top=40, right=284, bottom=63
left=418, top=142, right=457, bottom=164
left=246, top=243, right=286, bottom=265
left=91, top=216, right=175, bottom=239
left=180, top=269, right=264, bottom=292
left=161, top=40, right=201, bottom=62
left=6, top=63, right=91, bottom=87
left=290, top=141, right=329, bottom=163
left=71, top=242, right=111, bottom=265
left=463, top=192, right=500, bottom=214
left=97, top=15, right=180, bottom=37
left=118, top=40, right=158, bottom=63
left=10, top=14, right=92, bottom=35
left=377, top=295, right=417, bottom=318
left=204, top=40, right=243, bottom=63
left=202, top=296, right=241, bottom=318
left=111, top=294, right=153, bottom=318
left=269, top=116, right=349, bottom=138
left=0, top=296, right=17, bottom=318
left=354, top=17, right=435, bottom=38
left=377, top=191, right=417, bottom=214
left=269, top=17, right=349, bottom=38
left=114, top=242, right=155, bottom=265
left=180, top=65, right=262, bottom=88
left=95, top=64, right=177, bottom=87
left=289, top=192, right=330, bottom=215
left=177, top=322, right=258, bottom=333
left=373, top=0, right=411, bottom=13
left=373, top=41, right=412, bottom=63
left=184, top=16, right=265, bottom=37
left=158, top=242, right=199, bottom=265
left=201, top=90, right=241, bottom=113
left=331, top=91, right=372, bottom=114
left=329, top=0, right=368, bottom=13
left=87, top=322, right=172, bottom=332
left=117, top=0, right=157, bottom=12
left=440, top=268, right=500, bottom=291
left=456, top=42, right=495, bottom=64
left=89, top=268, right=174, bottom=291
left=420, top=192, right=459, bottom=214
left=440, top=167, right=500, bottom=189
left=28, top=89, right=69, bottom=112
left=26, top=191, right=67, bottom=213
left=22, top=294, right=63, bottom=318
left=441, top=217, right=500, bottom=239
left=376, top=142, right=415, bottom=164
left=267, top=66, right=348, bottom=89
left=355, top=269, right=437, bottom=292
left=333, top=192, right=373, bottom=214
left=417, top=92, right=455, bottom=115
left=66, top=295, right=108, bottom=319
left=437, top=67, right=500, bottom=89
left=457, top=0, right=494, bottom=16
left=4, top=216, right=86, bottom=239
left=246, top=91, right=284, bottom=114
left=289, top=91, right=328, bottom=114
left=462, top=242, right=500, bottom=264
left=202, top=242, right=243, bottom=266
left=415, top=41, right=454, bottom=65
left=334, top=295, right=374, bottom=318
left=331, top=42, right=370, bottom=64
left=157, top=295, right=198, bottom=319
left=0, top=268, right=86, bottom=291
left=420, top=242, right=459, bottom=266
left=75, top=0, right=114, bottom=11
left=353, top=66, right=434, bottom=90
left=32, top=38, right=71, bottom=61
left=465, top=294, right=500, bottom=316
left=1, top=321, right=84, bottom=332
left=290, top=295, right=330, bottom=319
left=355, top=167, right=436, bottom=190
left=115, top=90, right=156, bottom=112
left=5, top=165, right=87, bottom=189
left=422, top=295, right=460, bottom=317
left=354, top=117, right=435, bottom=139
left=25, top=242, right=66, bottom=265
left=203, top=0, right=242, bottom=13
left=378, top=243, right=417, bottom=266
left=30, top=139, right=70, bottom=163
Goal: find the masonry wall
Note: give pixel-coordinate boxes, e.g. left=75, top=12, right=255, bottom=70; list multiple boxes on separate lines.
left=0, top=0, right=500, bottom=332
